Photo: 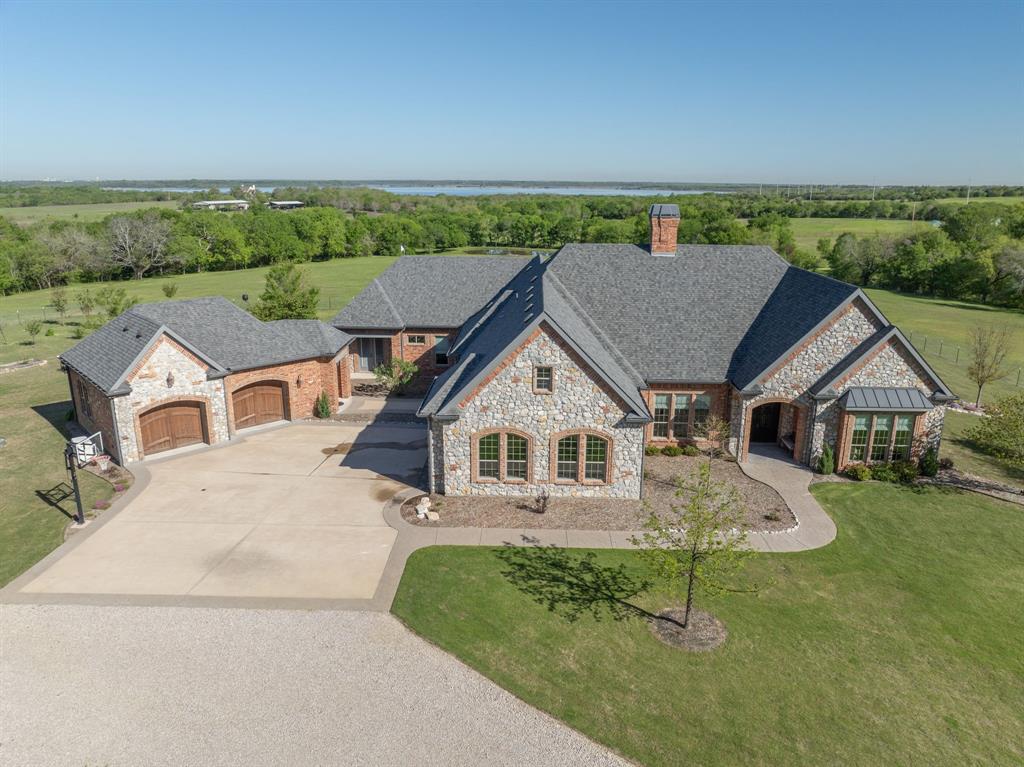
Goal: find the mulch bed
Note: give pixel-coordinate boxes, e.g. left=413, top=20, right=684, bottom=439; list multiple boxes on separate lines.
left=400, top=454, right=795, bottom=532
left=649, top=608, right=727, bottom=651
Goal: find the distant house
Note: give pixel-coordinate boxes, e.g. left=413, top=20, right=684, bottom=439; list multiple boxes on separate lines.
left=268, top=200, right=305, bottom=210
left=333, top=204, right=953, bottom=498
left=191, top=200, right=250, bottom=211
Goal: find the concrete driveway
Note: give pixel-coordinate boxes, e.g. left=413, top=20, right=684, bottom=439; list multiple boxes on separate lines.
left=11, top=422, right=425, bottom=604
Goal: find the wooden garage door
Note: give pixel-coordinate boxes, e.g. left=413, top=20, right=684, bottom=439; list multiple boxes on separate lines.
left=139, top=402, right=206, bottom=456
left=233, top=381, right=286, bottom=429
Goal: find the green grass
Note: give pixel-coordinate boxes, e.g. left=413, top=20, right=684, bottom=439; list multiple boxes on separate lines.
left=392, top=484, right=1024, bottom=767
left=929, top=197, right=1024, bottom=206
left=0, top=200, right=183, bottom=225
left=940, top=410, right=1024, bottom=486
left=0, top=362, right=112, bottom=586
left=787, top=217, right=930, bottom=252
left=865, top=289, right=1024, bottom=403
left=0, top=256, right=399, bottom=362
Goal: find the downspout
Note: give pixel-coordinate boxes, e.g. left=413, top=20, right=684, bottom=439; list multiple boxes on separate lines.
left=109, top=397, right=123, bottom=464
left=62, top=363, right=75, bottom=420
left=221, top=376, right=233, bottom=441
left=426, top=416, right=435, bottom=494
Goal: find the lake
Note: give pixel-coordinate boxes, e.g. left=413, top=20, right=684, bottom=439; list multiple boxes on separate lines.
left=104, top=184, right=719, bottom=197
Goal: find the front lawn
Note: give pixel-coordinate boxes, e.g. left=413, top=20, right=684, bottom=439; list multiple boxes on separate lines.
left=392, top=483, right=1024, bottom=766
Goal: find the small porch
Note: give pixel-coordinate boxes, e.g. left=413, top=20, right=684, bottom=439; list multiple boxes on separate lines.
left=742, top=399, right=808, bottom=464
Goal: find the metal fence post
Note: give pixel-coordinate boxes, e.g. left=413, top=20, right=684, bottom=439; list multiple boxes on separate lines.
left=938, top=339, right=943, bottom=356
left=955, top=347, right=960, bottom=364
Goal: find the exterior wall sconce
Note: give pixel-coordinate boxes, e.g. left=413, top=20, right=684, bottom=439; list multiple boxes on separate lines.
left=166, top=371, right=175, bottom=387
left=296, top=375, right=303, bottom=388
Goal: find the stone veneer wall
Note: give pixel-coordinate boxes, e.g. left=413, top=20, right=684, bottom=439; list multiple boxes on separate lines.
left=114, top=336, right=229, bottom=463
left=734, top=299, right=884, bottom=463
left=68, top=369, right=118, bottom=462
left=436, top=326, right=644, bottom=498
left=823, top=341, right=946, bottom=464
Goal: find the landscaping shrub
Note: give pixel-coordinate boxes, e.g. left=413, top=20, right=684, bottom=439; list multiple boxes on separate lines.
left=817, top=443, right=835, bottom=475
left=919, top=448, right=940, bottom=477
left=161, top=282, right=179, bottom=298
left=681, top=445, right=701, bottom=457
left=661, top=445, right=683, bottom=457
left=966, top=392, right=1024, bottom=466
left=645, top=444, right=662, bottom=456
left=44, top=326, right=55, bottom=336
left=373, top=358, right=418, bottom=394
left=70, top=325, right=86, bottom=339
left=892, top=460, right=920, bottom=483
left=870, top=462, right=899, bottom=483
left=939, top=456, right=955, bottom=471
left=844, top=463, right=872, bottom=481
left=92, top=499, right=110, bottom=510
left=314, top=391, right=332, bottom=419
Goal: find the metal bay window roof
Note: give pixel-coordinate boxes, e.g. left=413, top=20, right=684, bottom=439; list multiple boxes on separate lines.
left=839, top=387, right=934, bottom=412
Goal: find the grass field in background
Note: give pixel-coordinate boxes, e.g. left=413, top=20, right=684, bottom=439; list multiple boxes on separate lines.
left=930, top=196, right=1024, bottom=206
left=865, top=289, right=1024, bottom=404
left=0, top=200, right=183, bottom=225
left=392, top=483, right=1024, bottom=767
left=940, top=410, right=1024, bottom=486
left=787, top=217, right=930, bottom=252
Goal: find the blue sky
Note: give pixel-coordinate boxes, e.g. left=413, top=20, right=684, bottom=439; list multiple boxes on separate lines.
left=1, top=0, right=1021, bottom=183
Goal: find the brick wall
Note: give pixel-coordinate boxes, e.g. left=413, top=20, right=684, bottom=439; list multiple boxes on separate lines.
left=650, top=215, right=679, bottom=254
left=67, top=369, right=119, bottom=462
left=224, top=356, right=339, bottom=431
left=399, top=328, right=458, bottom=379
left=641, top=382, right=732, bottom=444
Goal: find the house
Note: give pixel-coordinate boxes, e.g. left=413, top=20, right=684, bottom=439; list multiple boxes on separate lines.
left=333, top=204, right=953, bottom=498
left=191, top=200, right=251, bottom=211
left=60, top=297, right=352, bottom=463
left=62, top=205, right=952, bottom=491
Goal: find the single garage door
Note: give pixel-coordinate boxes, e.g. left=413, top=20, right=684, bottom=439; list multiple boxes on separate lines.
left=139, top=402, right=206, bottom=456
left=233, top=381, right=286, bottom=429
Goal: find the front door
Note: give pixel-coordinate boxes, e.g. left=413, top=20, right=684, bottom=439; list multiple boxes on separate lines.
left=358, top=338, right=387, bottom=371
left=750, top=402, right=781, bottom=443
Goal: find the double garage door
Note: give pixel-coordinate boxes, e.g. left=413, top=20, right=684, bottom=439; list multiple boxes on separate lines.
left=233, top=381, right=287, bottom=429
left=139, top=402, right=207, bottom=456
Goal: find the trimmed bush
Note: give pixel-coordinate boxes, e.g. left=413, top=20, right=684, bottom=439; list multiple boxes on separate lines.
left=314, top=391, right=332, bottom=419
left=939, top=457, right=955, bottom=471
left=645, top=444, right=662, bottom=456
left=919, top=448, right=939, bottom=477
left=661, top=445, right=683, bottom=457
left=892, top=460, right=919, bottom=484
left=870, top=462, right=899, bottom=483
left=818, top=443, right=835, bottom=475
left=682, top=445, right=701, bottom=457
left=844, top=463, right=872, bottom=481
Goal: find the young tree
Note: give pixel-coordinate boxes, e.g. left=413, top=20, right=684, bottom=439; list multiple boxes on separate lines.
left=95, top=285, right=139, bottom=319
left=77, top=288, right=96, bottom=318
left=251, top=262, right=319, bottom=320
left=632, top=461, right=752, bottom=628
left=25, top=319, right=42, bottom=344
left=967, top=323, right=1014, bottom=405
left=50, top=286, right=69, bottom=324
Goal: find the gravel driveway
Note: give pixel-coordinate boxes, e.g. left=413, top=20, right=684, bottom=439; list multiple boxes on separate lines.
left=1, top=604, right=628, bottom=767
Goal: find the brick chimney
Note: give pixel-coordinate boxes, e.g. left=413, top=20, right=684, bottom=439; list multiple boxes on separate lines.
left=649, top=203, right=680, bottom=256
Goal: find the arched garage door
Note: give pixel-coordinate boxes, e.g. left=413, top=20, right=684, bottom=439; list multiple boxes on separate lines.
left=139, top=401, right=207, bottom=456
left=233, top=381, right=287, bottom=429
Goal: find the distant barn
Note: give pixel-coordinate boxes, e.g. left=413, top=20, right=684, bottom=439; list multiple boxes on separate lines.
left=191, top=199, right=250, bottom=211
left=268, top=200, right=304, bottom=210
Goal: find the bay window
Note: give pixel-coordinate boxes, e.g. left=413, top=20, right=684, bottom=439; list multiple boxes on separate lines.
left=649, top=391, right=715, bottom=441
left=846, top=412, right=920, bottom=464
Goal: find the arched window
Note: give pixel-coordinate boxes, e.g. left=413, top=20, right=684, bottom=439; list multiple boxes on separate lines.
left=472, top=430, right=533, bottom=483
left=551, top=431, right=612, bottom=484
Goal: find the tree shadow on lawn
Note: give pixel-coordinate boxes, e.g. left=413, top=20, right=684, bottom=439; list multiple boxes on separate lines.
left=496, top=539, right=656, bottom=624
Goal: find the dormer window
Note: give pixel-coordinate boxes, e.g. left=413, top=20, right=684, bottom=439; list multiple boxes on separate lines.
left=533, top=365, right=553, bottom=394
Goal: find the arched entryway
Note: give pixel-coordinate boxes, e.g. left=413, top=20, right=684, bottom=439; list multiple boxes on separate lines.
left=139, top=400, right=208, bottom=456
left=744, top=399, right=807, bottom=463
left=232, top=381, right=288, bottom=429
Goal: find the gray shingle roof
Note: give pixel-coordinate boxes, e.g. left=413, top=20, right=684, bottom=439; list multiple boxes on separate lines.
left=839, top=387, right=934, bottom=411
left=419, top=256, right=650, bottom=419
left=546, top=243, right=854, bottom=384
left=330, top=256, right=529, bottom=330
left=60, top=297, right=352, bottom=394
